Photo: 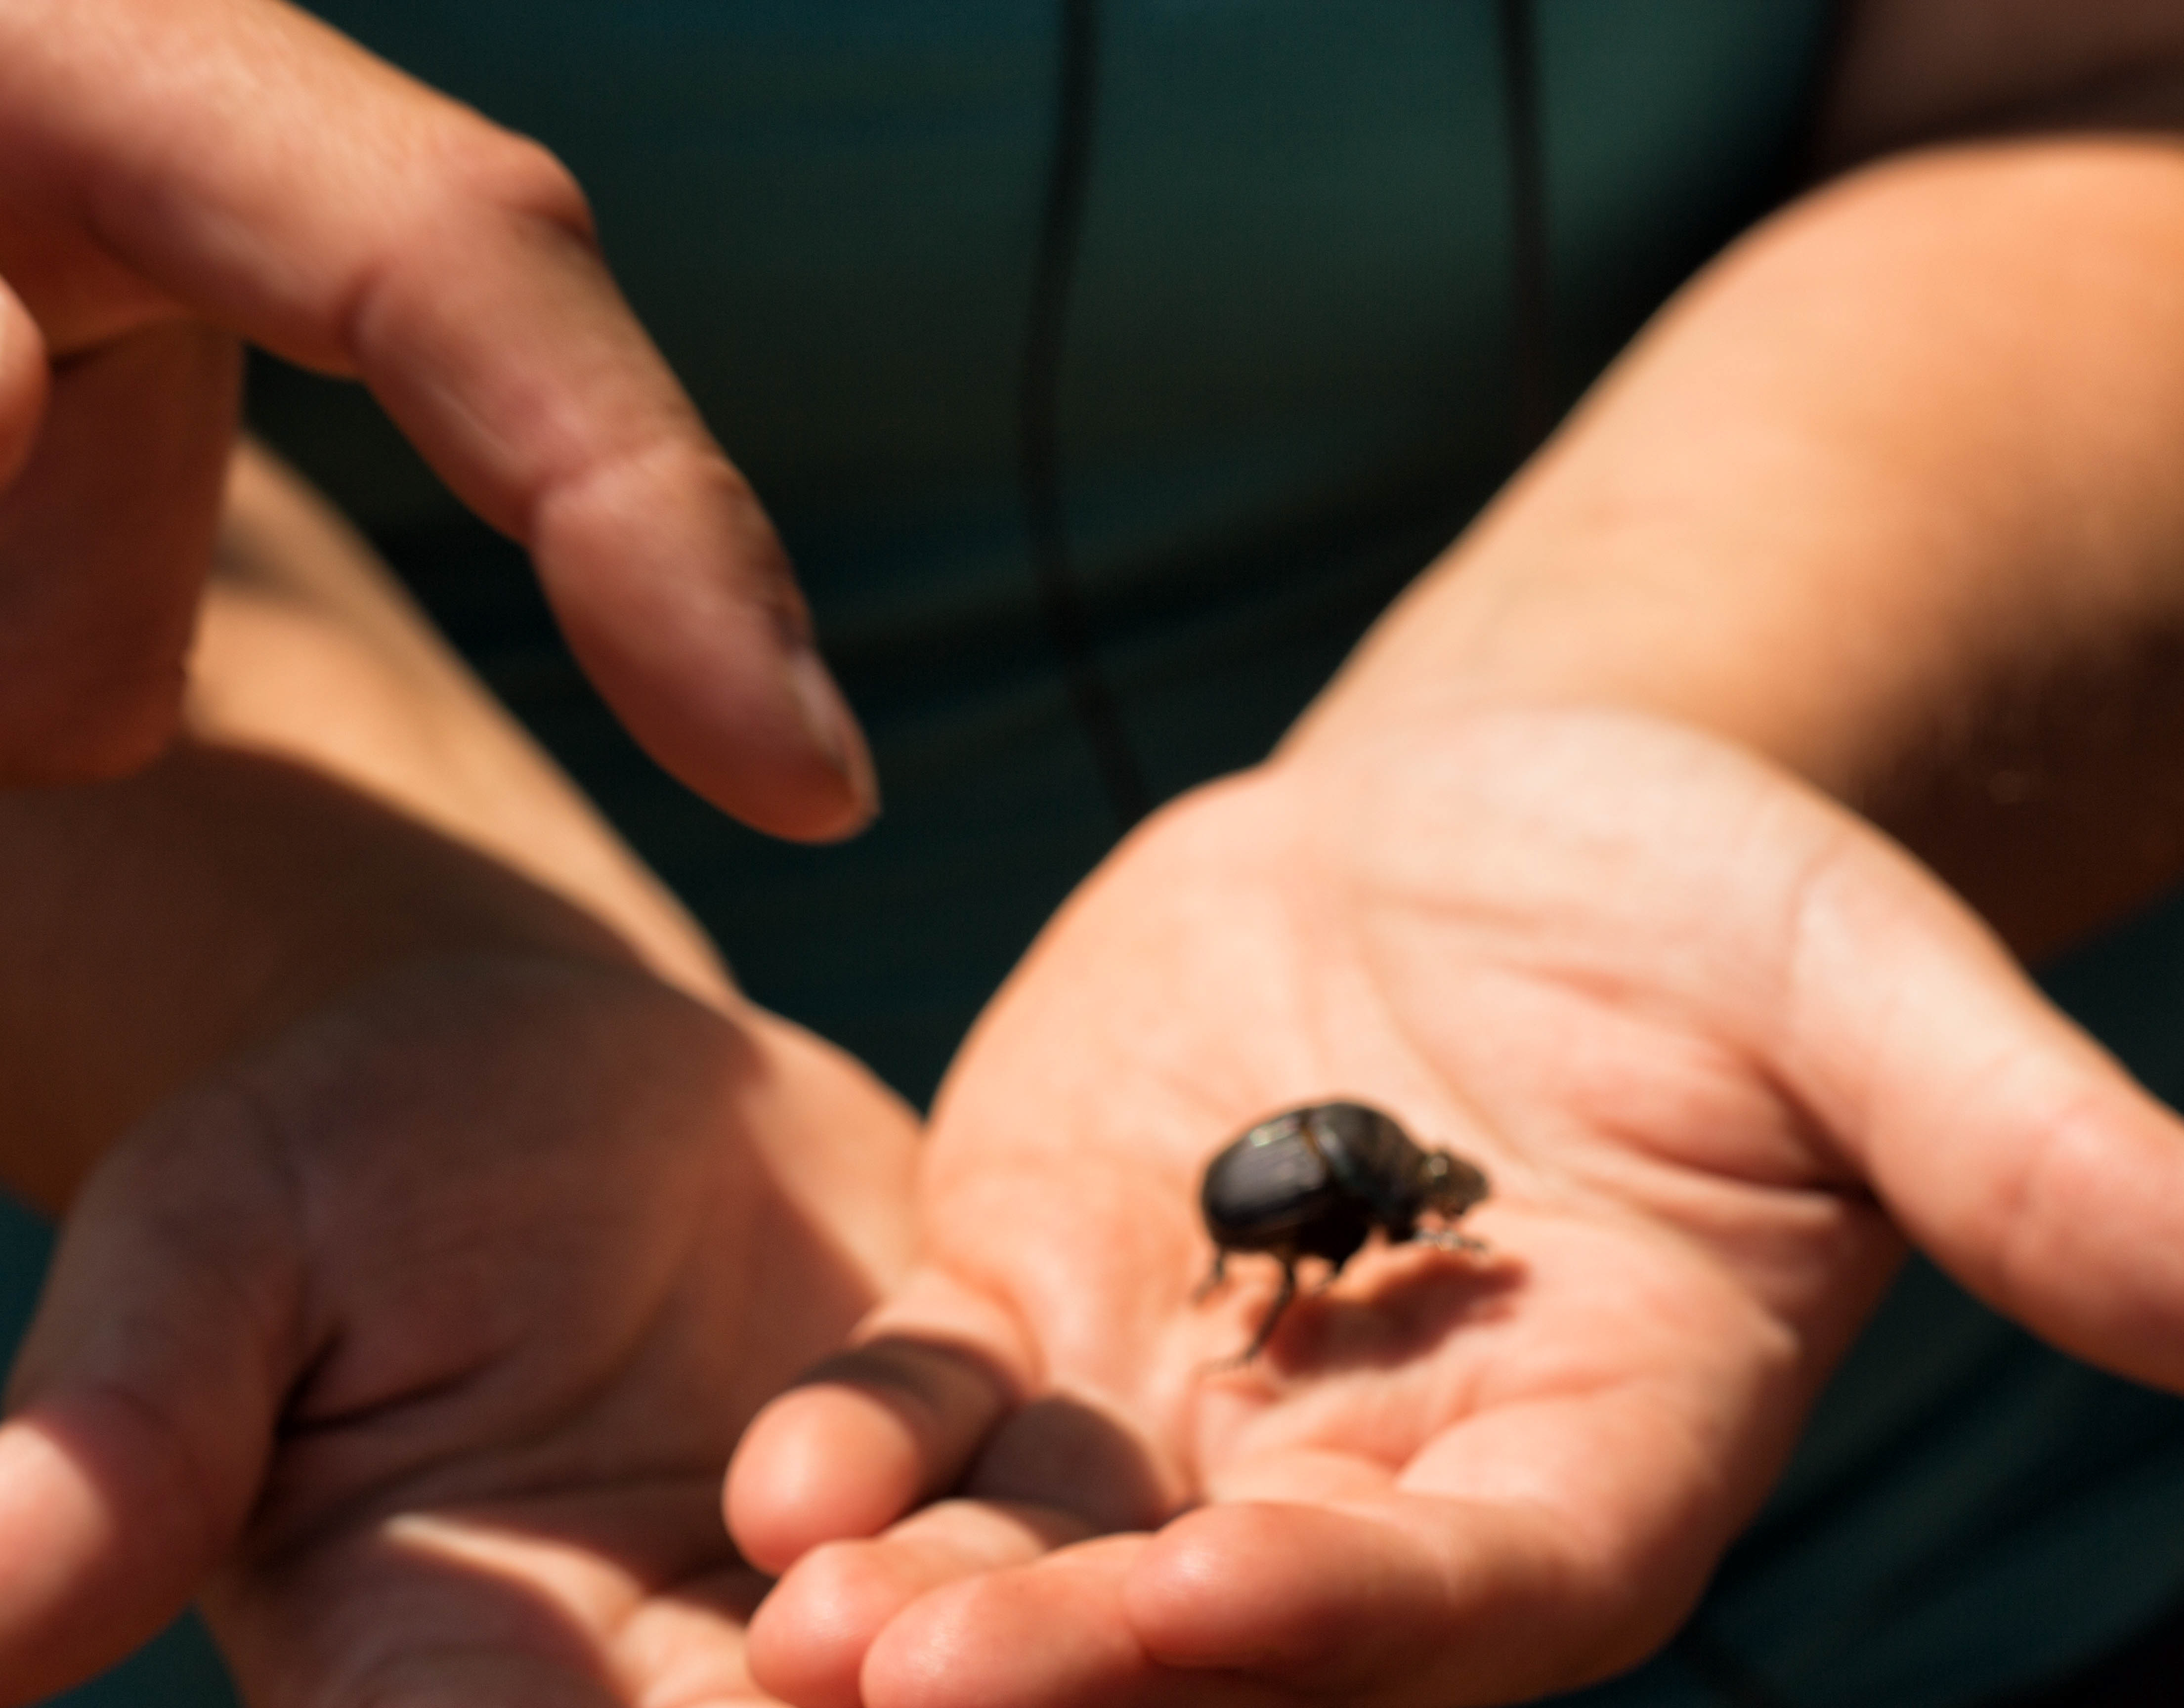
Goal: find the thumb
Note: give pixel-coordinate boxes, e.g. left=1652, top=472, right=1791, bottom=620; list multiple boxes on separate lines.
left=1773, top=816, right=2184, bottom=1393
left=0, top=1082, right=303, bottom=1704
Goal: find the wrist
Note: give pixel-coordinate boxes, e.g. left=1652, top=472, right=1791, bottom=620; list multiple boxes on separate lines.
left=1280, top=523, right=1842, bottom=790
left=203, top=445, right=730, bottom=1002
left=1286, top=137, right=2184, bottom=959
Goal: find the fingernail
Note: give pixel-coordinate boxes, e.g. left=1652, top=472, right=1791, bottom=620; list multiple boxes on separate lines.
left=784, top=644, right=880, bottom=822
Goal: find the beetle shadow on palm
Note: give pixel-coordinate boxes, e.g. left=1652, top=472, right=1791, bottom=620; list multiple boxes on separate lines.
left=961, top=1389, right=1180, bottom=1537
left=1220, top=1241, right=1527, bottom=1378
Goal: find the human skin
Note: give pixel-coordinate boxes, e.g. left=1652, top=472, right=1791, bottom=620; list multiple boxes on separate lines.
left=0, top=0, right=872, bottom=836
left=8, top=2, right=2184, bottom=1704
left=0, top=450, right=915, bottom=1705
left=723, top=14, right=2184, bottom=1708
left=731, top=711, right=2173, bottom=1708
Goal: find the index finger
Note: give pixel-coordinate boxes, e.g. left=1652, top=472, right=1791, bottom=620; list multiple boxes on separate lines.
left=0, top=0, right=872, bottom=837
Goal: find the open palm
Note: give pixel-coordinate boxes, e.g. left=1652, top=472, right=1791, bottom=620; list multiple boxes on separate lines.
left=729, top=707, right=2184, bottom=1708
left=0, top=954, right=915, bottom=1708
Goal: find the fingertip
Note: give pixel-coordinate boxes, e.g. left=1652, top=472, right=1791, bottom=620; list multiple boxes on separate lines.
left=531, top=439, right=877, bottom=842
left=0, top=1412, right=215, bottom=1704
left=728, top=1336, right=1018, bottom=1575
left=783, top=640, right=882, bottom=835
left=860, top=1572, right=1033, bottom=1708
left=1930, top=1068, right=2184, bottom=1388
left=0, top=1419, right=119, bottom=1704
left=1773, top=822, right=2184, bottom=1391
left=751, top=1498, right=1098, bottom=1708
left=747, top=1539, right=900, bottom=1708
left=343, top=188, right=876, bottom=839
left=729, top=1386, right=931, bottom=1577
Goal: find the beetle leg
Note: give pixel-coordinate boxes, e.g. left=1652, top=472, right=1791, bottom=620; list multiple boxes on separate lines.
left=1191, top=1249, right=1230, bottom=1302
left=1425, top=1228, right=1490, bottom=1255
left=1234, top=1258, right=1298, bottom=1364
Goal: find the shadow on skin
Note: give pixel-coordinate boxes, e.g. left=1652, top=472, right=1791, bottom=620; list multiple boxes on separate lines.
left=780, top=1331, right=1179, bottom=1539
left=1210, top=1242, right=1527, bottom=1379
left=959, top=1392, right=1178, bottom=1537
left=0, top=841, right=907, bottom=1704
left=0, top=1392, right=785, bottom=1704
left=254, top=1488, right=776, bottom=1705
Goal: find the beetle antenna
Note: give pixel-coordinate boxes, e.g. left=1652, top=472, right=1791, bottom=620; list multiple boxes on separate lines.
left=1199, top=1258, right=1299, bottom=1372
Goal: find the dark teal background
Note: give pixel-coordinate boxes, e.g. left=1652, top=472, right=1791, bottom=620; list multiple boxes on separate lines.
left=29, top=3, right=2184, bottom=1705
left=245, top=0, right=1829, bottom=1106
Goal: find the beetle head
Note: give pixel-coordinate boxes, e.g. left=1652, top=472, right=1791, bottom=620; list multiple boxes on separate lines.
left=1418, top=1149, right=1490, bottom=1217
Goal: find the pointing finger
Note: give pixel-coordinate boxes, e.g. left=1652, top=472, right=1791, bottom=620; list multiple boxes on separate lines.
left=0, top=0, right=872, bottom=832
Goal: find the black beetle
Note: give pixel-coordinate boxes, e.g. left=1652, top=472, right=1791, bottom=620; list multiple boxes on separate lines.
left=1198, top=1101, right=1490, bottom=1364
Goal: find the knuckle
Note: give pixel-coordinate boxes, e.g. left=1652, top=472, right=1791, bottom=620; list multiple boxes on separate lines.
left=427, top=112, right=596, bottom=244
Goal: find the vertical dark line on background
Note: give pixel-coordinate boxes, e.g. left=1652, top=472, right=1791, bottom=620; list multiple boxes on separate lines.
left=1789, top=0, right=1861, bottom=186
left=1020, top=0, right=1152, bottom=834
left=1496, top=0, right=1553, bottom=460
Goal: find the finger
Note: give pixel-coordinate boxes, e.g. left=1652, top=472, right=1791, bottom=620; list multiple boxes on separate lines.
left=1770, top=812, right=2184, bottom=1391
left=0, top=320, right=238, bottom=782
left=860, top=1537, right=1274, bottom=1708
left=0, top=275, right=42, bottom=490
left=1121, top=1370, right=1756, bottom=1707
left=0, top=0, right=872, bottom=835
left=0, top=1084, right=302, bottom=1702
left=728, top=1283, right=1030, bottom=1574
left=749, top=1501, right=1089, bottom=1708
left=855, top=1389, right=1736, bottom=1708
left=359, top=214, right=878, bottom=844
left=1120, top=1498, right=1649, bottom=1708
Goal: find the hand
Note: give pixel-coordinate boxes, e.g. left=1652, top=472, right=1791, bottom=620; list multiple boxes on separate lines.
left=0, top=0, right=869, bottom=834
left=726, top=706, right=2184, bottom=1708
left=0, top=951, right=916, bottom=1706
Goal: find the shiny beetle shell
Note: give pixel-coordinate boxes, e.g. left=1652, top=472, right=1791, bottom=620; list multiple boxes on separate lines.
left=1198, top=1102, right=1489, bottom=1363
